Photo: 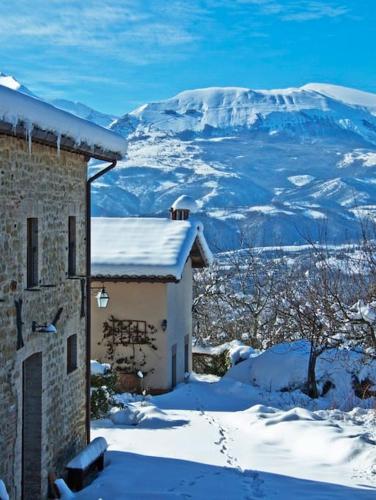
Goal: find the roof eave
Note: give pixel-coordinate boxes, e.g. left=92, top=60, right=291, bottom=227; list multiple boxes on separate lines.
left=190, top=236, right=212, bottom=269
left=91, top=275, right=180, bottom=283
left=0, top=119, right=123, bottom=162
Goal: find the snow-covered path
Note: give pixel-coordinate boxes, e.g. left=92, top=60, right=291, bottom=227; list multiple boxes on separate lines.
left=81, top=376, right=376, bottom=499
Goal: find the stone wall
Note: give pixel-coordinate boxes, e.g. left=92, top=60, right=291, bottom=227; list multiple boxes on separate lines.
left=0, top=136, right=87, bottom=499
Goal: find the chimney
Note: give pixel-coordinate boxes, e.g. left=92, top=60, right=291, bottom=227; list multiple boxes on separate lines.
left=170, top=195, right=198, bottom=221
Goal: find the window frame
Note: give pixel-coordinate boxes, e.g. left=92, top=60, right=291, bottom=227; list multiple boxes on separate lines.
left=184, top=335, right=189, bottom=373
left=27, top=217, right=38, bottom=288
left=67, top=334, right=78, bottom=374
left=68, top=216, right=77, bottom=277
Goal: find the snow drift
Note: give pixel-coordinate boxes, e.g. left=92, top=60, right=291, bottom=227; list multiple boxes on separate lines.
left=226, top=340, right=376, bottom=410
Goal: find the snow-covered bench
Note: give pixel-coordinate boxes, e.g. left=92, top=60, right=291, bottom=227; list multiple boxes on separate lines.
left=0, top=480, right=9, bottom=500
left=66, top=437, right=108, bottom=491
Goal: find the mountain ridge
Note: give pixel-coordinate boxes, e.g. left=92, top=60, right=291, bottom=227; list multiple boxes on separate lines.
left=106, top=83, right=376, bottom=248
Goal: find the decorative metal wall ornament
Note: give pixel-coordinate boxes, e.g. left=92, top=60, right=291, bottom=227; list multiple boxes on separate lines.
left=102, top=317, right=157, bottom=346
left=100, top=316, right=158, bottom=374
left=52, top=307, right=63, bottom=326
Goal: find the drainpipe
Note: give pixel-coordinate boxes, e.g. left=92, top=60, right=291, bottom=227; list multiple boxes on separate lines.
left=85, top=160, right=117, bottom=444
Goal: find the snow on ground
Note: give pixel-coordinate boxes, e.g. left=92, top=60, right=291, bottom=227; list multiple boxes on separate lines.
left=90, top=360, right=111, bottom=375
left=78, top=343, right=376, bottom=499
left=339, top=150, right=376, bottom=168
left=288, top=175, right=315, bottom=187
left=247, top=205, right=294, bottom=216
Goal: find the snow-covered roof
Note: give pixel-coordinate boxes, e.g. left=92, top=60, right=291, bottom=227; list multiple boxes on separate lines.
left=0, top=85, right=126, bottom=160
left=171, top=195, right=198, bottom=212
left=91, top=217, right=213, bottom=280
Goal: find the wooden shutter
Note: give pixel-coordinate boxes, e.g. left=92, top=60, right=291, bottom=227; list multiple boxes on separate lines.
left=27, top=218, right=38, bottom=288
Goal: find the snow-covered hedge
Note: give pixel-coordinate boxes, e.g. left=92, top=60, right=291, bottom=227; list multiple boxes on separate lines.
left=192, top=340, right=257, bottom=375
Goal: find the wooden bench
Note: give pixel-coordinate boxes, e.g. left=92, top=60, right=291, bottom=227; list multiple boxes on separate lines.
left=65, top=437, right=108, bottom=491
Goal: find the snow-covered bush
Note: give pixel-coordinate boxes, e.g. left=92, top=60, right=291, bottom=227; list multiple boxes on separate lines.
left=193, top=340, right=257, bottom=375
left=226, top=340, right=376, bottom=410
left=193, top=348, right=231, bottom=376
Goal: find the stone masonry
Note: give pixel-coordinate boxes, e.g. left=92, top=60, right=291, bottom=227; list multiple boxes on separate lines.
left=0, top=135, right=87, bottom=499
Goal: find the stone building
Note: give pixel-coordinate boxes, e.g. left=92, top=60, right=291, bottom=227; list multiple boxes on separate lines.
left=0, top=85, right=126, bottom=499
left=91, top=196, right=212, bottom=393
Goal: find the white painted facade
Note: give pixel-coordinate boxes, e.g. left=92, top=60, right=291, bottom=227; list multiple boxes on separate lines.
left=91, top=259, right=193, bottom=392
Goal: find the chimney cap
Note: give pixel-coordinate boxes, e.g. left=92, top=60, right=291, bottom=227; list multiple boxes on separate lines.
left=171, top=195, right=198, bottom=213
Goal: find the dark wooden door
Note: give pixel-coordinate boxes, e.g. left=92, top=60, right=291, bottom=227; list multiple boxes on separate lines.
left=171, top=344, right=177, bottom=388
left=22, top=352, right=42, bottom=500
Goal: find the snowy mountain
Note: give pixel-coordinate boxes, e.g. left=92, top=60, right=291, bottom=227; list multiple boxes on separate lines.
left=93, top=84, right=376, bottom=249
left=0, top=72, right=37, bottom=97
left=2, top=71, right=375, bottom=249
left=49, top=99, right=117, bottom=128
left=0, top=72, right=117, bottom=127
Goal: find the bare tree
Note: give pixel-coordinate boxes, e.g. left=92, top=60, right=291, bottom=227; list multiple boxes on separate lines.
left=193, top=240, right=286, bottom=348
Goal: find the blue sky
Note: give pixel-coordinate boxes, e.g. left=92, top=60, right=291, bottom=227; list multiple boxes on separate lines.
left=1, top=0, right=375, bottom=115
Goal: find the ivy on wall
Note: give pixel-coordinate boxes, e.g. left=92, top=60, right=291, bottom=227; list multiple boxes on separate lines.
left=99, top=316, right=158, bottom=375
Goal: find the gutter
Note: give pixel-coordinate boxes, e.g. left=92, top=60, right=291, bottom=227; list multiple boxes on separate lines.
left=85, top=160, right=117, bottom=444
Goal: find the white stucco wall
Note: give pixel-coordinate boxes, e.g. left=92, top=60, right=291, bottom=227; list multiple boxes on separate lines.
left=166, top=259, right=193, bottom=387
left=91, top=281, right=170, bottom=391
left=91, top=259, right=193, bottom=392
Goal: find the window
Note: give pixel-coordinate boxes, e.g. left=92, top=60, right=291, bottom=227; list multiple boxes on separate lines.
left=67, top=334, right=78, bottom=373
left=171, top=344, right=177, bottom=388
left=68, top=216, right=77, bottom=276
left=184, top=335, right=190, bottom=373
left=27, top=218, right=38, bottom=288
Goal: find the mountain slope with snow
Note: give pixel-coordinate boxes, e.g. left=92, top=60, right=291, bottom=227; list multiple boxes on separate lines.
left=112, top=85, right=376, bottom=144
left=100, top=84, right=376, bottom=248
left=0, top=72, right=117, bottom=127
left=50, top=99, right=117, bottom=128
left=0, top=72, right=37, bottom=97
left=302, top=83, right=376, bottom=114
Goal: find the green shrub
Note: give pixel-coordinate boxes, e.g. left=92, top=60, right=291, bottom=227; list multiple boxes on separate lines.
left=91, top=371, right=119, bottom=419
left=193, top=349, right=231, bottom=376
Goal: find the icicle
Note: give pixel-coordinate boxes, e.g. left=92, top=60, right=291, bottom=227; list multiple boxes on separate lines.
left=56, top=133, right=61, bottom=158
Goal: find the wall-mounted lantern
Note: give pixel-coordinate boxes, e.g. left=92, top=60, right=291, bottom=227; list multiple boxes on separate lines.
left=32, top=321, right=57, bottom=334
left=96, top=287, right=109, bottom=309
left=161, top=319, right=167, bottom=332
